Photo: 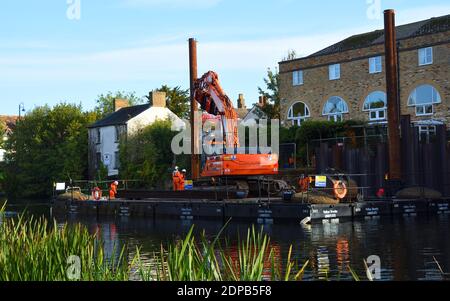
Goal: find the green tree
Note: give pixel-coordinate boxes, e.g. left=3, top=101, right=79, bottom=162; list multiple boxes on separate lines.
left=153, top=85, right=190, bottom=119
left=3, top=103, right=96, bottom=199
left=95, top=91, right=144, bottom=117
left=119, top=119, right=180, bottom=189
left=0, top=121, right=4, bottom=150
left=282, top=49, right=298, bottom=62
left=258, top=68, right=280, bottom=120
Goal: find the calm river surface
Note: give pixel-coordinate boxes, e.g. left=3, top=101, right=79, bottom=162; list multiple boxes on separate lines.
left=3, top=201, right=450, bottom=281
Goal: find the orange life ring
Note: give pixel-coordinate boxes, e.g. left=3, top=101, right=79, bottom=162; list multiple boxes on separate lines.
left=92, top=187, right=102, bottom=201
left=333, top=181, right=348, bottom=200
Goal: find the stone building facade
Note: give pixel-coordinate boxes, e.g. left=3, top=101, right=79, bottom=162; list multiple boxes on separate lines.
left=279, top=15, right=450, bottom=135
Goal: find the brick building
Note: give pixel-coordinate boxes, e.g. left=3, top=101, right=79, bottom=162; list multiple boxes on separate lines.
left=279, top=14, right=450, bottom=136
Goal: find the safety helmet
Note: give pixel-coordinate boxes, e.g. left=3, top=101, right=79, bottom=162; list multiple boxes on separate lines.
left=114, top=181, right=119, bottom=185
left=182, top=169, right=187, bottom=173
left=175, top=166, right=179, bottom=171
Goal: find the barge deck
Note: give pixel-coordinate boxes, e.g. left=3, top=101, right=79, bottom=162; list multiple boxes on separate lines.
left=52, top=197, right=450, bottom=224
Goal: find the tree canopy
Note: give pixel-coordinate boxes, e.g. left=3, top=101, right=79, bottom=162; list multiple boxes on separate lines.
left=2, top=104, right=98, bottom=199
left=258, top=68, right=280, bottom=120
left=154, top=85, right=190, bottom=119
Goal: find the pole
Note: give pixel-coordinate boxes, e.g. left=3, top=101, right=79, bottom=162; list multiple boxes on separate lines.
left=384, top=9, right=402, bottom=181
left=189, top=38, right=200, bottom=180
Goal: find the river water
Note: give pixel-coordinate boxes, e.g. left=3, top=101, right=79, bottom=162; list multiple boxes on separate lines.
left=2, top=202, right=450, bottom=281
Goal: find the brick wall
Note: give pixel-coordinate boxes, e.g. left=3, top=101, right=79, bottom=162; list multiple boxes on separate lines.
left=279, top=32, right=450, bottom=126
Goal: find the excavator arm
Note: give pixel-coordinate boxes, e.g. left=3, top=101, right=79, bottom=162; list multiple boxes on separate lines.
left=193, top=71, right=278, bottom=178
left=194, top=71, right=239, bottom=151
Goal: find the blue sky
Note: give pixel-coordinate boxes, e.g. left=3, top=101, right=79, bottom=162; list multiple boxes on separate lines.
left=0, top=0, right=449, bottom=115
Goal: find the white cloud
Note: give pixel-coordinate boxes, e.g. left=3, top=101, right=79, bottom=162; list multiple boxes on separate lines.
left=122, top=0, right=222, bottom=8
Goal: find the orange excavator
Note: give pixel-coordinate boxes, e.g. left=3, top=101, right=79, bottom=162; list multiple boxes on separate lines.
left=193, top=71, right=289, bottom=195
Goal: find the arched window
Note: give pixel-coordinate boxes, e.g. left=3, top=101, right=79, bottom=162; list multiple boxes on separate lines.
left=287, top=101, right=310, bottom=126
left=408, top=85, right=441, bottom=116
left=363, top=91, right=387, bottom=121
left=322, top=96, right=348, bottom=122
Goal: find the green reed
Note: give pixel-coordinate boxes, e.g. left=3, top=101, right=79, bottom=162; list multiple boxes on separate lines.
left=0, top=204, right=132, bottom=281
left=137, top=224, right=310, bottom=281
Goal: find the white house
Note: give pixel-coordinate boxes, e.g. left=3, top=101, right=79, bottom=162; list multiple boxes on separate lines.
left=88, top=92, right=185, bottom=178
left=0, top=116, right=18, bottom=162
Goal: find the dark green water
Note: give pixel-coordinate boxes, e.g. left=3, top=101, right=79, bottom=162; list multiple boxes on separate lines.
left=2, top=201, right=450, bottom=281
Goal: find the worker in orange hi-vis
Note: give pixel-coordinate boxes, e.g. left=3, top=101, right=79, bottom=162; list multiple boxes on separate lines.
left=172, top=166, right=181, bottom=191
left=179, top=169, right=187, bottom=191
left=109, top=181, right=119, bottom=200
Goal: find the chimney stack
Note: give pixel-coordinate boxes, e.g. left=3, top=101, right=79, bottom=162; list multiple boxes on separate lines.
left=258, top=96, right=267, bottom=107
left=114, top=98, right=129, bottom=112
left=149, top=91, right=167, bottom=108
left=237, top=94, right=246, bottom=109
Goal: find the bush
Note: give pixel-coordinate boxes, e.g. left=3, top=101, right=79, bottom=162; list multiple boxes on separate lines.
left=119, top=119, right=180, bottom=189
left=280, top=120, right=366, bottom=166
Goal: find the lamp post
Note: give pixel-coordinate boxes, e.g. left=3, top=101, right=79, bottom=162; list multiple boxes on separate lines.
left=18, top=103, right=25, bottom=119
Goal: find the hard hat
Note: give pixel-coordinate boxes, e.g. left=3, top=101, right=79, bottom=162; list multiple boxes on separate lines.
left=175, top=166, right=179, bottom=170
left=114, top=181, right=119, bottom=185
left=182, top=169, right=187, bottom=173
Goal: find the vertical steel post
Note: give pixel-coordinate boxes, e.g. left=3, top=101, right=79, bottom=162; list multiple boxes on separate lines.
left=189, top=38, right=201, bottom=180
left=384, top=10, right=402, bottom=181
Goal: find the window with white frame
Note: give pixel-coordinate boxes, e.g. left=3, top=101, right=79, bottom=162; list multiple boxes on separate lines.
left=114, top=151, right=120, bottom=169
left=115, top=126, right=121, bottom=142
left=292, top=70, right=303, bottom=86
left=287, top=101, right=310, bottom=126
left=369, top=56, right=382, bottom=74
left=408, top=84, right=441, bottom=116
left=363, top=91, right=387, bottom=121
left=418, top=125, right=437, bottom=143
left=418, top=47, right=433, bottom=66
left=329, top=64, right=340, bottom=80
left=96, top=128, right=101, bottom=144
left=323, top=96, right=348, bottom=122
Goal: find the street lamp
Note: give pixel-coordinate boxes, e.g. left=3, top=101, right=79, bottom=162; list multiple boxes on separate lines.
left=18, top=103, right=25, bottom=119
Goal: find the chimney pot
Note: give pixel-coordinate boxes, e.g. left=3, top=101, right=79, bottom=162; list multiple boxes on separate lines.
left=237, top=94, right=246, bottom=109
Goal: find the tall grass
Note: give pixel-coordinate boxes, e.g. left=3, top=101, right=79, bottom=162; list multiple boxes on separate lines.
left=0, top=204, right=132, bottom=281
left=137, top=224, right=310, bottom=281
